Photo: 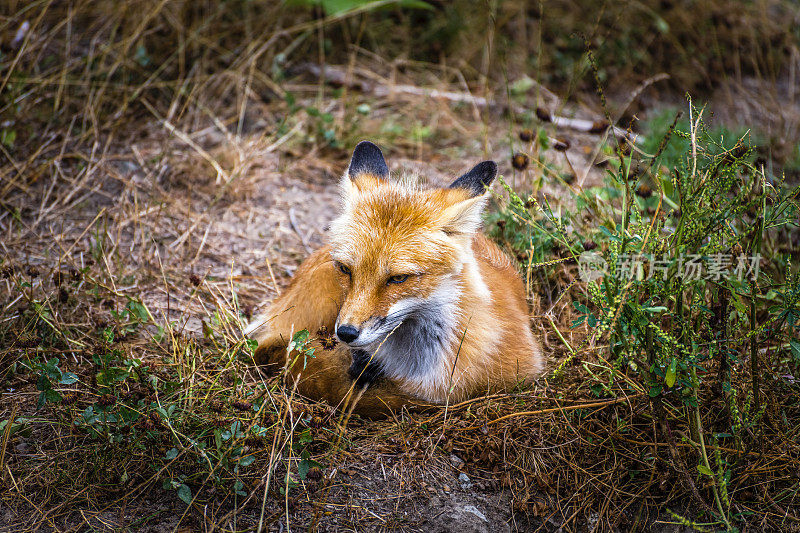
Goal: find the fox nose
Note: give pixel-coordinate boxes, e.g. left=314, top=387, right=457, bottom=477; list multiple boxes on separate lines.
left=336, top=325, right=360, bottom=344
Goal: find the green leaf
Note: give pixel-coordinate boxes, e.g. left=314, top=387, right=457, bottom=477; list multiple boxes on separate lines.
left=165, top=448, right=179, bottom=460
left=1, top=129, right=16, bottom=147
left=665, top=360, right=677, bottom=388
left=177, top=484, right=192, bottom=504
left=59, top=372, right=79, bottom=385
left=790, top=339, right=800, bottom=362
left=509, top=75, right=535, bottom=96
left=134, top=45, right=151, bottom=67
left=290, top=329, right=310, bottom=350
left=697, top=465, right=714, bottom=477
left=245, top=338, right=258, bottom=354
left=298, top=458, right=322, bottom=480
left=126, top=300, right=149, bottom=322
left=239, top=454, right=255, bottom=467
left=302, top=0, right=432, bottom=16
left=297, top=428, right=313, bottom=444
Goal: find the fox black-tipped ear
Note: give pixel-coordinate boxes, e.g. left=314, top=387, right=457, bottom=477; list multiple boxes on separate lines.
left=449, top=161, right=497, bottom=196
left=347, top=141, right=389, bottom=180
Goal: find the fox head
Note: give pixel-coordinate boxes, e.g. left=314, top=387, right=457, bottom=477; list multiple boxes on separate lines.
left=328, top=141, right=497, bottom=361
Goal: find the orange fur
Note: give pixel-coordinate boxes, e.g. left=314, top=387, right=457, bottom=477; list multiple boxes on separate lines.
left=247, top=146, right=544, bottom=417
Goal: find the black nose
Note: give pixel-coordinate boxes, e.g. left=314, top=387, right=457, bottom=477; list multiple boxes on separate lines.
left=337, top=325, right=360, bottom=344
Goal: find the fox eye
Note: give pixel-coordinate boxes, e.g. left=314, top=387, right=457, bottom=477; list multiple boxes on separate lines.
left=387, top=274, right=409, bottom=285
left=335, top=262, right=352, bottom=277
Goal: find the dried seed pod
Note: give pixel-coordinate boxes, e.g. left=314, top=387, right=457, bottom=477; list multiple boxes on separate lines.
left=589, top=120, right=609, bottom=134
left=97, top=394, right=116, bottom=407
left=320, top=337, right=337, bottom=350
left=245, top=435, right=266, bottom=448
left=731, top=144, right=748, bottom=159
left=553, top=138, right=570, bottom=152
left=511, top=152, right=530, bottom=171
left=535, top=107, right=552, bottom=122
left=212, top=416, right=232, bottom=428
left=583, top=240, right=597, bottom=251
left=636, top=184, right=653, bottom=198
left=189, top=273, right=201, bottom=286
left=519, top=129, right=534, bottom=142
left=232, top=400, right=253, bottom=412
left=61, top=391, right=79, bottom=405
left=19, top=337, right=38, bottom=348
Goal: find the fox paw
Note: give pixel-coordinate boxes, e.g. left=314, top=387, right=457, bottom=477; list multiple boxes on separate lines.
left=251, top=333, right=288, bottom=367
left=348, top=349, right=385, bottom=388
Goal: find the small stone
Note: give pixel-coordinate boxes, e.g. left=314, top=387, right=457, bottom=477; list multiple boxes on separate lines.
left=450, top=454, right=465, bottom=468
left=461, top=505, right=488, bottom=522
left=459, top=472, right=472, bottom=490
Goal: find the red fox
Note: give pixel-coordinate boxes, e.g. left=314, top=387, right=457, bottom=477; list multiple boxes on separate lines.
left=246, top=141, right=543, bottom=416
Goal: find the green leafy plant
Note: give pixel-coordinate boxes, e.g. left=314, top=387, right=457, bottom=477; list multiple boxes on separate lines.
left=564, top=101, right=799, bottom=528
left=32, top=358, right=78, bottom=408
left=501, top=98, right=798, bottom=530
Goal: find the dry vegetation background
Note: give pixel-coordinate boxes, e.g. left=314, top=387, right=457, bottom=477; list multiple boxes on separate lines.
left=1, top=1, right=800, bottom=532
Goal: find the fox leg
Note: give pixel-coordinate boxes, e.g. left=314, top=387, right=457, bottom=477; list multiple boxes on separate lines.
left=287, top=341, right=424, bottom=418
left=246, top=246, right=343, bottom=366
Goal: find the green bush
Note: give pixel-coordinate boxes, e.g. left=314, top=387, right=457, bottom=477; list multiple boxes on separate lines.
left=501, top=100, right=800, bottom=529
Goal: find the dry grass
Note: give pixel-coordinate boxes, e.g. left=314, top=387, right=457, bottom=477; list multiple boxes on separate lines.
left=1, top=1, right=799, bottom=532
